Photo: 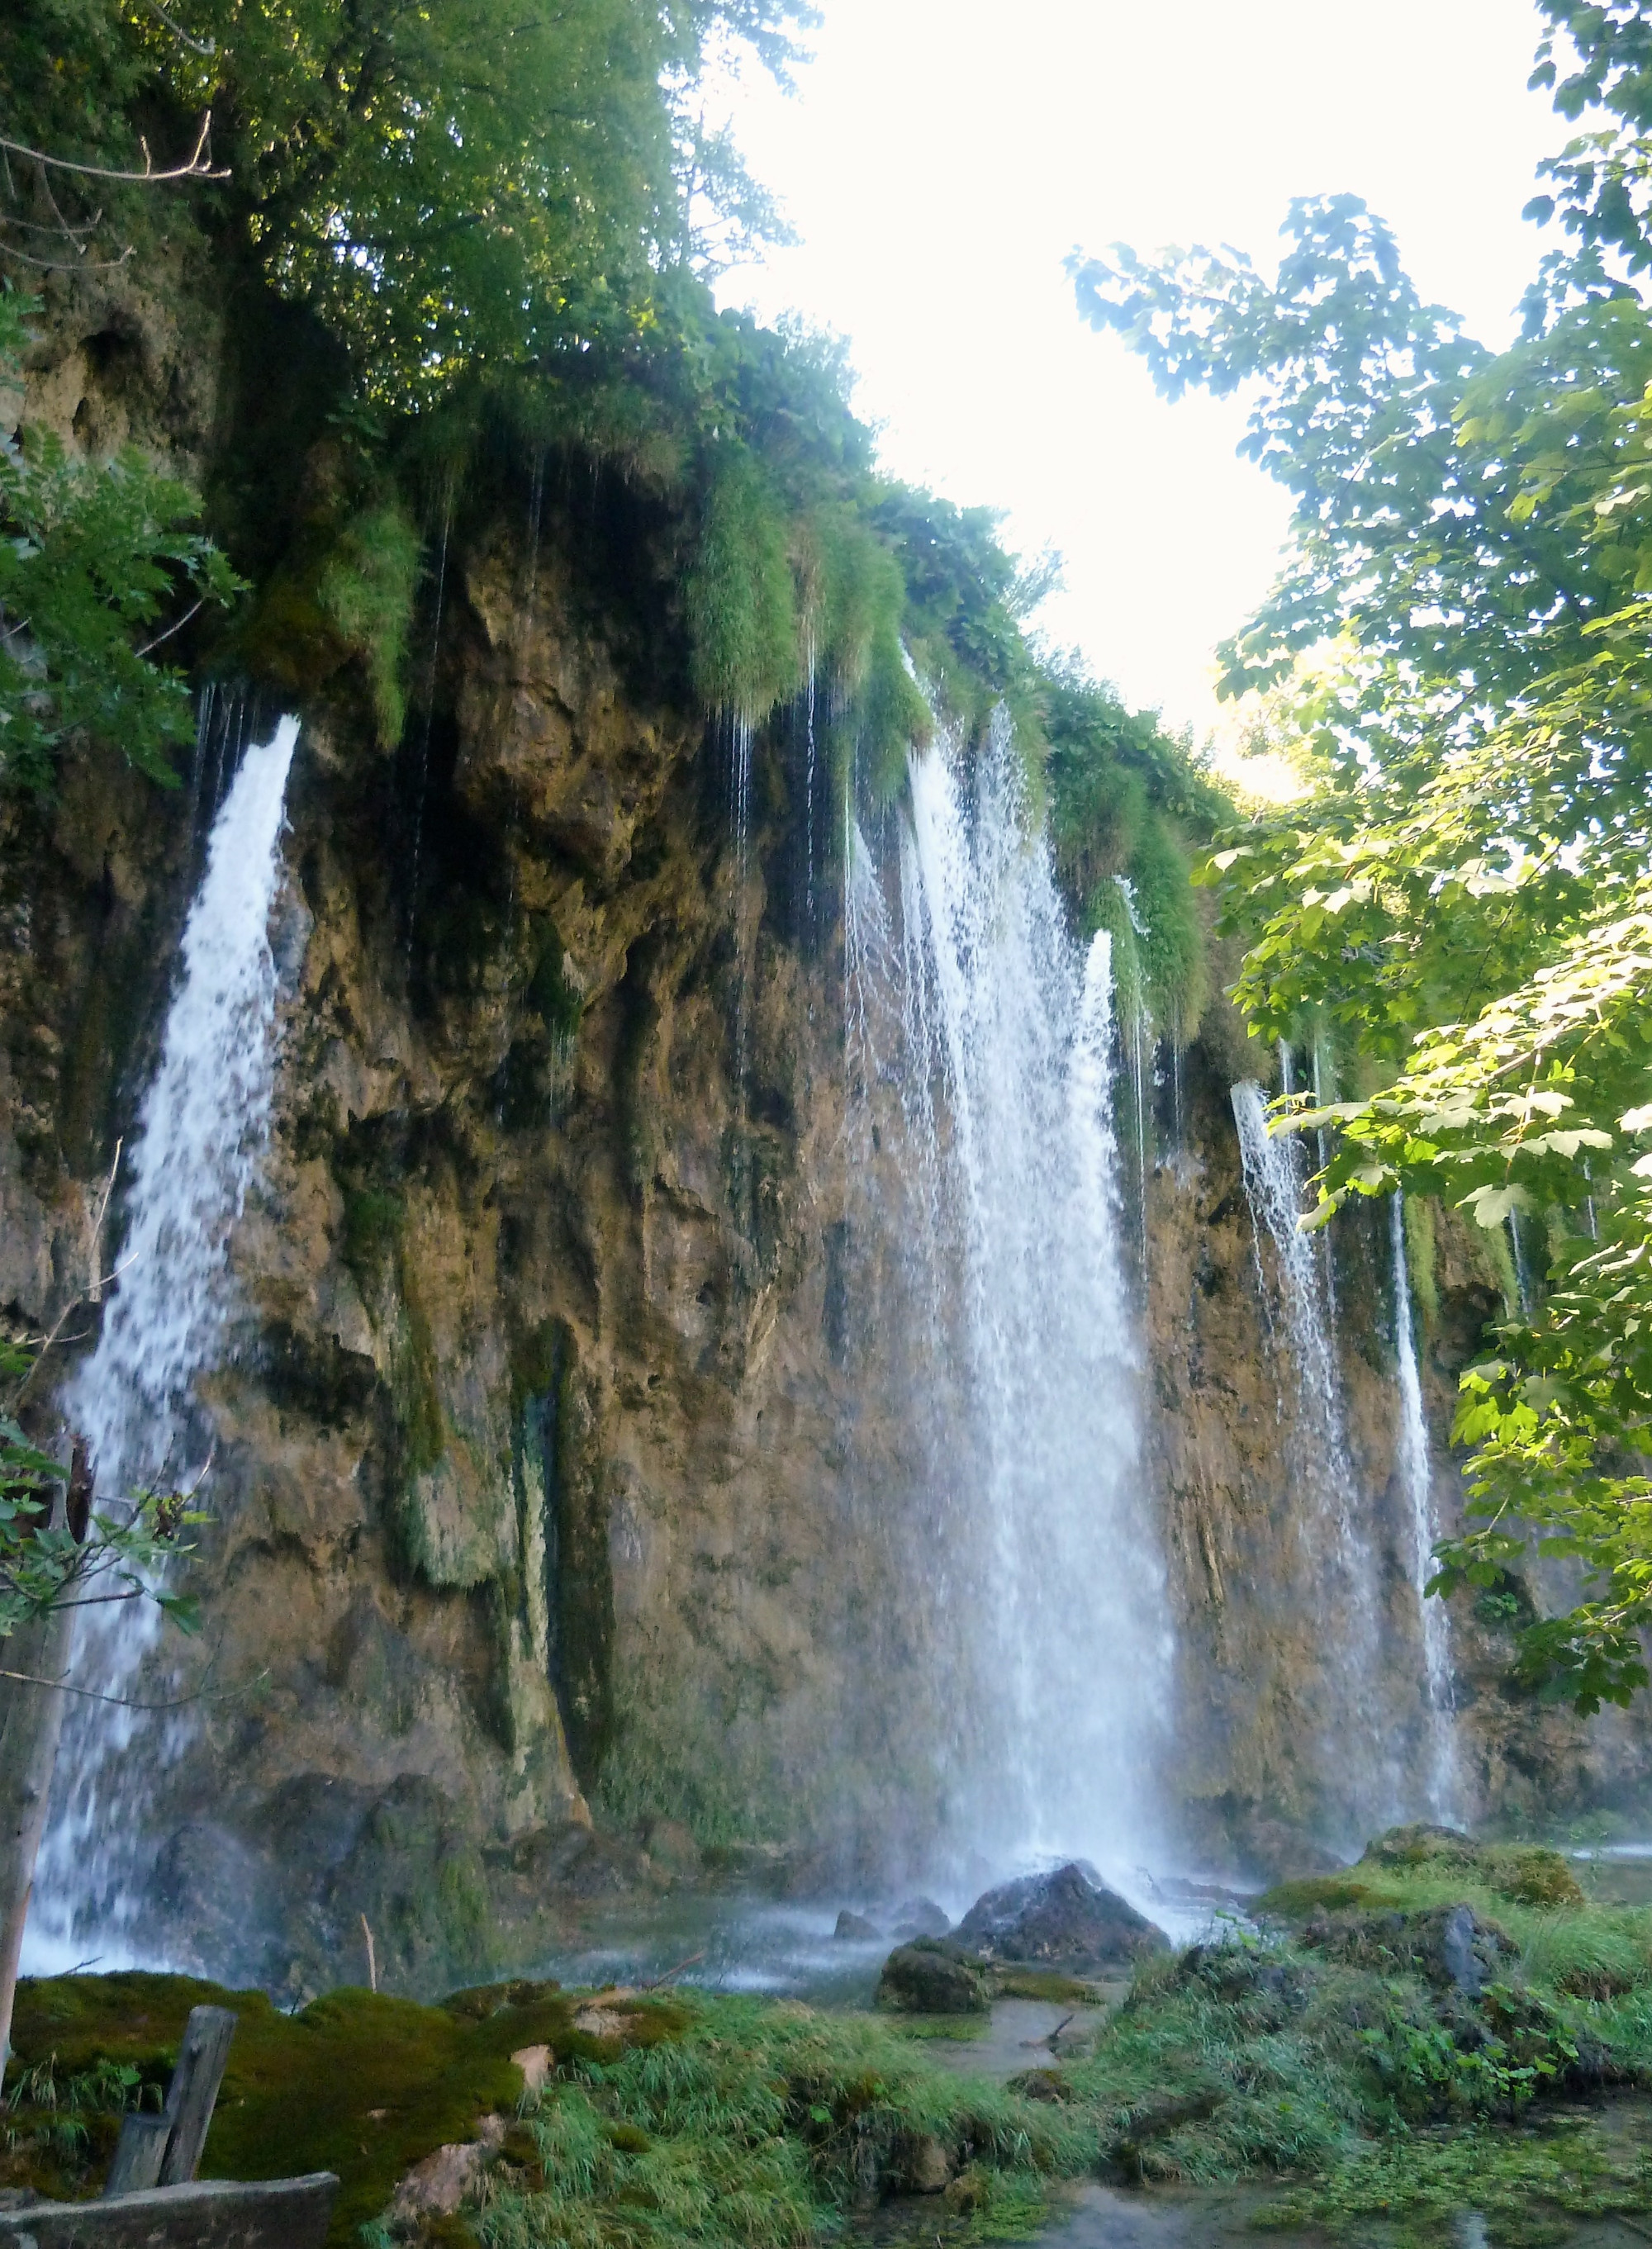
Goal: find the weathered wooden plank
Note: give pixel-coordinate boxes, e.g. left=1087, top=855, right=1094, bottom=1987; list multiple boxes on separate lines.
left=104, top=2005, right=237, bottom=2198
left=0, top=2173, right=337, bottom=2249
left=155, top=2009, right=236, bottom=2189
left=101, top=2121, right=169, bottom=2202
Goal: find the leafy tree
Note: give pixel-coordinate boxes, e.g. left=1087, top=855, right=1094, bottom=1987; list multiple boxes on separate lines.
left=1072, top=2, right=1652, bottom=1710
left=88, top=0, right=818, bottom=407
left=0, top=289, right=240, bottom=792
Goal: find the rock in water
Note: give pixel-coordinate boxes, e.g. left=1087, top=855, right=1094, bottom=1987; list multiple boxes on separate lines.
left=876, top=1939, right=990, bottom=2013
left=953, top=1862, right=1167, bottom=1967
left=834, top=1909, right=881, bottom=1940
left=890, top=1896, right=951, bottom=1938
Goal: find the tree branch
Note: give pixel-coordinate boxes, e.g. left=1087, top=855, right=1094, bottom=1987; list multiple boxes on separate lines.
left=0, top=115, right=226, bottom=186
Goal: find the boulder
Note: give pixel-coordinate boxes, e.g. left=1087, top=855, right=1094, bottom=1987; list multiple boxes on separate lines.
left=953, top=1862, right=1168, bottom=1969
left=637, top=1817, right=703, bottom=1881
left=833, top=1909, right=881, bottom=1940
left=1358, top=1824, right=1583, bottom=1909
left=890, top=1896, right=951, bottom=1939
left=875, top=1938, right=989, bottom=2014
left=1301, top=1902, right=1518, bottom=1995
left=1234, top=1815, right=1346, bottom=1883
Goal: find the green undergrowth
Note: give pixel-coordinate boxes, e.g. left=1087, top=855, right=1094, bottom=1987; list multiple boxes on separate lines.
left=20, top=1833, right=1652, bottom=2249
left=1258, top=2115, right=1652, bottom=2247
left=470, top=1995, right=1086, bottom=2249
left=7, top=1972, right=643, bottom=2245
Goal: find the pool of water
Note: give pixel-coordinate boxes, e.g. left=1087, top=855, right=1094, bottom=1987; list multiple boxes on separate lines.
left=525, top=1872, right=1240, bottom=2005
left=528, top=1894, right=896, bottom=2005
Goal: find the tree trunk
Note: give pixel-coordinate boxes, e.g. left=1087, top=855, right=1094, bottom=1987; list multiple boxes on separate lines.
left=0, top=1447, right=83, bottom=2084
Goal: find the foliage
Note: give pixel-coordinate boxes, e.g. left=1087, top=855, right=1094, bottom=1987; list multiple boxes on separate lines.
left=24, top=1853, right=1652, bottom=2249
left=0, top=291, right=240, bottom=793
left=685, top=444, right=800, bottom=720
left=314, top=501, right=421, bottom=748
left=1070, top=2, right=1652, bottom=1708
left=1, top=0, right=810, bottom=411
left=1044, top=658, right=1224, bottom=1037
left=8, top=1971, right=1080, bottom=2248
left=0, top=1336, right=203, bottom=1642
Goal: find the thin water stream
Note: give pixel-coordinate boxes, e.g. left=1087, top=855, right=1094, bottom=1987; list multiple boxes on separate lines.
left=1392, top=1190, right=1460, bottom=1818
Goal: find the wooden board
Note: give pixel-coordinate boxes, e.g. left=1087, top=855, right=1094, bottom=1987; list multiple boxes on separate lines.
left=0, top=2172, right=338, bottom=2249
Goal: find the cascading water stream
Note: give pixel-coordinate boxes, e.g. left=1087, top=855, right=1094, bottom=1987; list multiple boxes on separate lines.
left=1391, top=1191, right=1460, bottom=1819
left=874, top=714, right=1170, bottom=1874
left=1231, top=1080, right=1393, bottom=1824
left=26, top=717, right=300, bottom=1970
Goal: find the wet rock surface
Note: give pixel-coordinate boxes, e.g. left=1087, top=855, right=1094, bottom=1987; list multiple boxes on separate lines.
left=876, top=1939, right=990, bottom=2014
left=889, top=1896, right=950, bottom=1939
left=833, top=1910, right=880, bottom=1941
left=953, top=1863, right=1170, bottom=1969
left=1300, top=1900, right=1519, bottom=1995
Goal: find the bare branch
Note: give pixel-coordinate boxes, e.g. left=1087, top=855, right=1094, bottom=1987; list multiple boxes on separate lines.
left=136, top=0, right=217, bottom=57
left=0, top=114, right=227, bottom=186
left=135, top=597, right=205, bottom=657
left=0, top=213, right=103, bottom=240
left=0, top=1664, right=211, bottom=1710
left=0, top=243, right=134, bottom=273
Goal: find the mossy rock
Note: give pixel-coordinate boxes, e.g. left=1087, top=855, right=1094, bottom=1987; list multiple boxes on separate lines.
left=1357, top=1824, right=1585, bottom=1909
left=875, top=1940, right=989, bottom=2015
left=9, top=1972, right=689, bottom=2246
left=1484, top=1846, right=1585, bottom=1909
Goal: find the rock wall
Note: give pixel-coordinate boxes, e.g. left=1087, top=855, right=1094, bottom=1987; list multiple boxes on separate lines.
left=4, top=264, right=1649, bottom=2000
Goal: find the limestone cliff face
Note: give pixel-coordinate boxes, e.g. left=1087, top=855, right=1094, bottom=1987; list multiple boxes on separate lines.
left=4, top=271, right=1649, bottom=2000
left=1145, top=1041, right=1652, bottom=1873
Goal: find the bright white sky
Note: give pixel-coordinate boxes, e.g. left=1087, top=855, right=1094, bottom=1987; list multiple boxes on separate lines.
left=713, top=0, right=1564, bottom=746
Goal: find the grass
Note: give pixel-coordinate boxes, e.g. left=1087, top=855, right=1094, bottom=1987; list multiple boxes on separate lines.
left=19, top=1830, right=1652, bottom=2249
left=1258, top=2116, right=1652, bottom=2248
left=471, top=1993, right=1088, bottom=2249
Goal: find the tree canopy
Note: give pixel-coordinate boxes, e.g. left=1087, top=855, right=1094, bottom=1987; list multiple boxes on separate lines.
left=1072, top=0, right=1652, bottom=1712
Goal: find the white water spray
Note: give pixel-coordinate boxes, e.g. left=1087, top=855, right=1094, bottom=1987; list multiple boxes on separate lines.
left=877, top=716, right=1170, bottom=1872
left=1391, top=1192, right=1460, bottom=1819
left=26, top=717, right=299, bottom=1968
left=1231, top=1079, right=1393, bottom=1824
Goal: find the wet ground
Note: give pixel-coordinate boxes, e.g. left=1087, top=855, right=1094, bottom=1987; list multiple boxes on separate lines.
left=1025, top=2185, right=1652, bottom=2246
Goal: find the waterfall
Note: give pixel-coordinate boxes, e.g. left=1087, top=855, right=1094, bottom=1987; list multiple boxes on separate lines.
left=26, top=717, right=300, bottom=1970
left=865, top=712, right=1169, bottom=1873
left=1391, top=1192, right=1460, bottom=1820
left=1232, top=1080, right=1392, bottom=1824
left=1232, top=1082, right=1356, bottom=1535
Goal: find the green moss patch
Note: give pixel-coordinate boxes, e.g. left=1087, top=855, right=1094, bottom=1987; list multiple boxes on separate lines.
left=990, top=1969, right=1099, bottom=2005
left=1256, top=1877, right=1375, bottom=1919
left=8, top=1973, right=655, bottom=2245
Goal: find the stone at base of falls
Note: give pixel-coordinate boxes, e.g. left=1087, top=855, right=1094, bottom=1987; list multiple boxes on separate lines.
left=952, top=1863, right=1169, bottom=1969
left=834, top=1909, right=881, bottom=1940
left=390, top=2117, right=506, bottom=2219
left=1233, top=1816, right=1347, bottom=1884
left=1300, top=1902, right=1518, bottom=1996
left=890, top=1896, right=951, bottom=1939
left=876, top=1939, right=990, bottom=2014
left=636, top=1817, right=703, bottom=1882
